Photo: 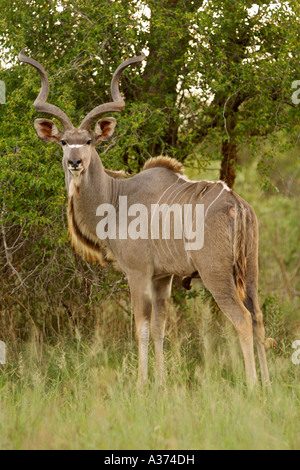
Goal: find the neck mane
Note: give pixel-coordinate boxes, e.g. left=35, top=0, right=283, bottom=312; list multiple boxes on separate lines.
left=66, top=149, right=119, bottom=266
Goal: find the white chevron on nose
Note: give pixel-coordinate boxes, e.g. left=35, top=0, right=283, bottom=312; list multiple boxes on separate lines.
left=67, top=144, right=84, bottom=148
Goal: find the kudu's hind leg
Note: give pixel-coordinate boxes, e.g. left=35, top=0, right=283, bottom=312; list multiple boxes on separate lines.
left=199, top=273, right=258, bottom=388
left=244, top=250, right=273, bottom=385
left=128, top=274, right=153, bottom=388
left=245, top=291, right=271, bottom=385
left=151, top=276, right=173, bottom=387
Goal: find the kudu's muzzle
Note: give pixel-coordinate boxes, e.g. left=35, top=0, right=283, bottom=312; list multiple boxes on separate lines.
left=68, top=159, right=82, bottom=170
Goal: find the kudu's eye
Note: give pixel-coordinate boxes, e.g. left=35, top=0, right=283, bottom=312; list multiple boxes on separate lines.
left=87, top=140, right=92, bottom=145
left=61, top=140, right=67, bottom=146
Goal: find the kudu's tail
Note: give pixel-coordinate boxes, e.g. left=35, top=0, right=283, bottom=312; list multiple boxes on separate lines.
left=233, top=202, right=247, bottom=302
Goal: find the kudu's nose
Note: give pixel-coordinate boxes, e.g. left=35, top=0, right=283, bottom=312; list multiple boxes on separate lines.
left=68, top=159, right=82, bottom=169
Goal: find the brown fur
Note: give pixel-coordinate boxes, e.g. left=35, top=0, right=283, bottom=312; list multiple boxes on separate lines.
left=232, top=200, right=247, bottom=302
left=143, top=156, right=184, bottom=175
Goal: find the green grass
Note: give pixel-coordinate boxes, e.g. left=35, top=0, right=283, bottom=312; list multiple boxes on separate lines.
left=0, top=299, right=299, bottom=450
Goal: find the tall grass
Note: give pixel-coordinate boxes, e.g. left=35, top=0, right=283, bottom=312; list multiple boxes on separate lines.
left=0, top=296, right=299, bottom=450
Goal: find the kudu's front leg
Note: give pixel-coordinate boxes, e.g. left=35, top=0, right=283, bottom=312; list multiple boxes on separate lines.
left=128, top=275, right=153, bottom=388
left=151, top=276, right=173, bottom=387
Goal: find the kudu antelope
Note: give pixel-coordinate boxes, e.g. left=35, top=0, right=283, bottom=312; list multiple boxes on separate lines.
left=19, top=50, right=274, bottom=388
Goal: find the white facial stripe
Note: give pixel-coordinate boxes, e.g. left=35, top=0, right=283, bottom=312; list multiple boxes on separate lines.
left=67, top=144, right=84, bottom=148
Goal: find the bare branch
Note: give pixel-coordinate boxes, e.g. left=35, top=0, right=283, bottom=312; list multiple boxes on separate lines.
left=1, top=203, right=27, bottom=289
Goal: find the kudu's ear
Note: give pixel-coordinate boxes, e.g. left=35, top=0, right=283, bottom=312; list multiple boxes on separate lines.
left=94, top=118, right=116, bottom=143
left=34, top=119, right=62, bottom=144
